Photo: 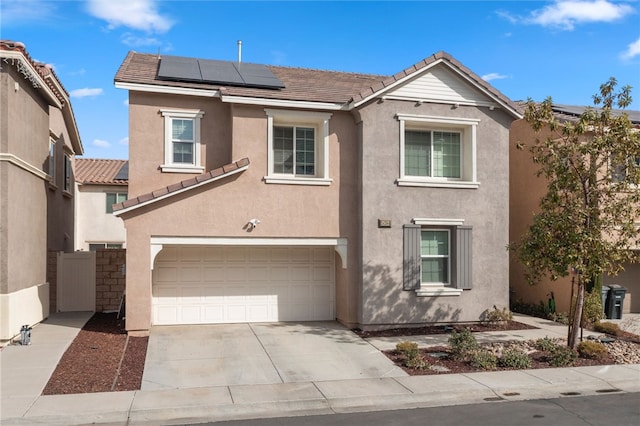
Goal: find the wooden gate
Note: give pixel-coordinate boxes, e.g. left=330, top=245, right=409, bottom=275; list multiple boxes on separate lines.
left=57, top=251, right=96, bottom=312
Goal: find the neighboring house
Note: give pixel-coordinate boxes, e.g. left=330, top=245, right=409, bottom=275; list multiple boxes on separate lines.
left=0, top=40, right=83, bottom=342
left=113, top=51, right=522, bottom=335
left=510, top=104, right=640, bottom=315
left=75, top=158, right=128, bottom=251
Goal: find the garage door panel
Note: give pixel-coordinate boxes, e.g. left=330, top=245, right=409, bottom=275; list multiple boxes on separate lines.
left=153, top=246, right=335, bottom=325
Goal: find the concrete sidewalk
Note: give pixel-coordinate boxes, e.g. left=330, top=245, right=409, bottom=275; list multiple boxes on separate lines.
left=1, top=313, right=639, bottom=426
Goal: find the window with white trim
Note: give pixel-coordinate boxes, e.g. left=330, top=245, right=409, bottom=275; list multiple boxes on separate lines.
left=160, top=109, right=205, bottom=173
left=48, top=138, right=56, bottom=185
left=265, top=109, right=332, bottom=185
left=397, top=114, right=480, bottom=189
left=421, top=229, right=450, bottom=285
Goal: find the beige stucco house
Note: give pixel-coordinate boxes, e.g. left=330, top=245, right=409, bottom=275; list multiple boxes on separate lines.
left=0, top=40, right=83, bottom=342
left=75, top=158, right=128, bottom=251
left=510, top=104, right=640, bottom=315
left=114, top=51, right=522, bottom=335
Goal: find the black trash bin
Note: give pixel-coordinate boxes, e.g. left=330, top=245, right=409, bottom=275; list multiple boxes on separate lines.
left=605, top=285, right=627, bottom=320
left=601, top=285, right=610, bottom=317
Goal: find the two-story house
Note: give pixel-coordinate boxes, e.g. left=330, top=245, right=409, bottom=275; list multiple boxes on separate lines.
left=0, top=40, right=83, bottom=342
left=510, top=104, right=640, bottom=315
left=75, top=158, right=128, bottom=251
left=114, top=51, right=521, bottom=335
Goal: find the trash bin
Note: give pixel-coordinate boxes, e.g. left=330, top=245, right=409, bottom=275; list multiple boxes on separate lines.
left=601, top=286, right=610, bottom=317
left=605, top=284, right=627, bottom=320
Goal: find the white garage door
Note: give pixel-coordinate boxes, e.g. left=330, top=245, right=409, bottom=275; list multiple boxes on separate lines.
left=153, top=246, right=335, bottom=325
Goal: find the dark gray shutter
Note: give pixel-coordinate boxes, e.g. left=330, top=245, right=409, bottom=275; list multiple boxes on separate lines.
left=403, top=224, right=421, bottom=290
left=455, top=226, right=472, bottom=289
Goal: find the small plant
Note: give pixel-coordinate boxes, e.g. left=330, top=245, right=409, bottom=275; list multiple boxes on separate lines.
left=448, top=328, right=478, bottom=360
left=500, top=349, right=532, bottom=369
left=406, top=355, right=430, bottom=370
left=548, top=346, right=578, bottom=367
left=396, top=341, right=419, bottom=360
left=594, top=321, right=621, bottom=336
left=485, top=305, right=513, bottom=324
left=470, top=350, right=498, bottom=370
left=535, top=337, right=559, bottom=352
left=577, top=341, right=608, bottom=360
left=582, top=290, right=604, bottom=328
left=548, top=312, right=569, bottom=325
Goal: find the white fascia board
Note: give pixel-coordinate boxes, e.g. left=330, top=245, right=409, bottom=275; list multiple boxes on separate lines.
left=221, top=94, right=347, bottom=111
left=1, top=51, right=62, bottom=108
left=385, top=95, right=497, bottom=109
left=114, top=82, right=219, bottom=97
left=113, top=164, right=248, bottom=217
left=396, top=113, right=480, bottom=125
left=412, top=218, right=465, bottom=226
left=0, top=153, right=49, bottom=181
left=150, top=236, right=347, bottom=246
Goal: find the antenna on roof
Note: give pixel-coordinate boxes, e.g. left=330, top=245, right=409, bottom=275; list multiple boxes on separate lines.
left=237, top=40, right=242, bottom=63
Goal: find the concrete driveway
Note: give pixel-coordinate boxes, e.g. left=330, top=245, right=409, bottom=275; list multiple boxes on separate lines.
left=141, top=322, right=407, bottom=390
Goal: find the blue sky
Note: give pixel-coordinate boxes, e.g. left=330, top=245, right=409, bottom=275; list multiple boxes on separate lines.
left=2, top=0, right=639, bottom=160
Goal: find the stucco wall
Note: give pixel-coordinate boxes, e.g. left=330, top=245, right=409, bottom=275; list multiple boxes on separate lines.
left=75, top=184, right=127, bottom=250
left=357, top=100, right=513, bottom=325
left=122, top=98, right=361, bottom=332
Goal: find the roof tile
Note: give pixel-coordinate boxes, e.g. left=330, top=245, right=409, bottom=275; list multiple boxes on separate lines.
left=75, top=159, right=128, bottom=185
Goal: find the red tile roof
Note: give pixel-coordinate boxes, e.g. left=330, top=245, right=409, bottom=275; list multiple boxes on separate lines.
left=76, top=159, right=128, bottom=185
left=112, top=158, right=249, bottom=214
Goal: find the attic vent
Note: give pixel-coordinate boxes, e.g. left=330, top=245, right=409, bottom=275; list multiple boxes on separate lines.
left=157, top=55, right=284, bottom=90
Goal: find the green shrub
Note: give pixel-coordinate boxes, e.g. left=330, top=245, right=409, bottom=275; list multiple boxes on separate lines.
left=486, top=305, right=514, bottom=323
left=582, top=291, right=604, bottom=327
left=448, top=328, right=478, bottom=360
left=535, top=337, right=559, bottom=352
left=577, top=341, right=608, bottom=360
left=396, top=341, right=419, bottom=360
left=500, top=349, right=532, bottom=369
left=548, top=312, right=569, bottom=325
left=594, top=321, right=621, bottom=336
left=470, top=350, right=498, bottom=370
left=548, top=346, right=578, bottom=367
left=406, top=355, right=430, bottom=370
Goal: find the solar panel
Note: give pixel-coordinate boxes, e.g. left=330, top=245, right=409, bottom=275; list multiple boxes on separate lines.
left=199, top=59, right=244, bottom=85
left=157, top=56, right=202, bottom=82
left=157, top=55, right=284, bottom=89
left=114, top=162, right=129, bottom=181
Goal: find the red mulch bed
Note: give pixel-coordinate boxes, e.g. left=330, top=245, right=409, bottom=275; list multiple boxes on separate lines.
left=386, top=346, right=616, bottom=376
left=42, top=313, right=148, bottom=395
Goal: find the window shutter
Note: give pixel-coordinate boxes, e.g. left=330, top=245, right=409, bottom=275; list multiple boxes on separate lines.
left=455, top=226, right=472, bottom=289
left=403, top=224, right=421, bottom=290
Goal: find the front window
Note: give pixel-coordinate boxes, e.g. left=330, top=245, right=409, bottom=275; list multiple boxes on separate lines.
left=405, top=130, right=461, bottom=178
left=160, top=109, right=205, bottom=173
left=273, top=126, right=315, bottom=176
left=397, top=114, right=480, bottom=189
left=106, top=192, right=128, bottom=214
left=265, top=109, right=332, bottom=185
left=421, top=230, right=450, bottom=285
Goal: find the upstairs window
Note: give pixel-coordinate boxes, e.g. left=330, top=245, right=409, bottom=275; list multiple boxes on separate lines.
left=265, top=109, right=333, bottom=185
left=160, top=109, right=205, bottom=173
left=48, top=138, right=56, bottom=186
left=106, top=192, right=127, bottom=214
left=63, top=153, right=71, bottom=193
left=397, top=114, right=480, bottom=189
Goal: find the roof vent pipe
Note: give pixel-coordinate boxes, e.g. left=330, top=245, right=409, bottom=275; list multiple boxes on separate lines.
left=237, top=40, right=242, bottom=63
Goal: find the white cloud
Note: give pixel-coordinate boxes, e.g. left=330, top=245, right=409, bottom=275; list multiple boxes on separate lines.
left=121, top=33, right=162, bottom=47
left=482, top=73, right=509, bottom=82
left=86, top=0, right=173, bottom=33
left=123, top=98, right=129, bottom=106
left=69, top=88, right=103, bottom=98
left=119, top=137, right=129, bottom=146
left=69, top=68, right=86, bottom=76
left=621, top=37, right=640, bottom=59
left=499, top=1, right=635, bottom=30
left=93, top=139, right=111, bottom=148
